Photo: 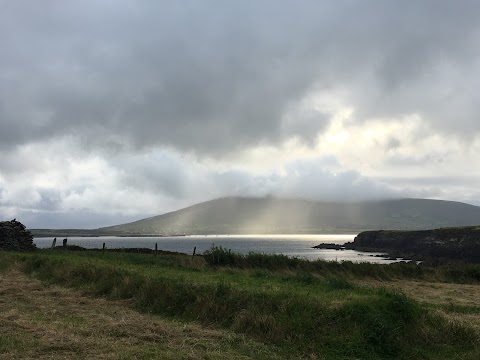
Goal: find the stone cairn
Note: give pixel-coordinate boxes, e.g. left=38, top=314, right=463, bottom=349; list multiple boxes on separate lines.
left=0, top=219, right=36, bottom=251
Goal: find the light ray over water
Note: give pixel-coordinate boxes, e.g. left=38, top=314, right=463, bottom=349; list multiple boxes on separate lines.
left=34, top=234, right=399, bottom=264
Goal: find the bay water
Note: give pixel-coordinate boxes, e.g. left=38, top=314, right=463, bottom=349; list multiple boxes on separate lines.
left=34, top=234, right=398, bottom=264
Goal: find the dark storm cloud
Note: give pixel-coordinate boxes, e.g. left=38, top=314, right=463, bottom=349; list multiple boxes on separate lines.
left=333, top=1, right=480, bottom=132
left=0, top=1, right=330, bottom=153
left=1, top=1, right=479, bottom=156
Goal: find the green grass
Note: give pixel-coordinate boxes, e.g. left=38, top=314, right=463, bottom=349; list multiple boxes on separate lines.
left=1, top=250, right=479, bottom=359
left=203, top=245, right=480, bottom=283
left=0, top=330, right=39, bottom=354
left=0, top=265, right=286, bottom=359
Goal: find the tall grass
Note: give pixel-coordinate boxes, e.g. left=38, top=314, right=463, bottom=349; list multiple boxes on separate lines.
left=5, top=251, right=478, bottom=359
left=203, top=245, right=480, bottom=283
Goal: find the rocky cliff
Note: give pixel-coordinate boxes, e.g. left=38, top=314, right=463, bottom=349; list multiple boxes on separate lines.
left=0, top=219, right=36, bottom=251
left=346, top=226, right=480, bottom=263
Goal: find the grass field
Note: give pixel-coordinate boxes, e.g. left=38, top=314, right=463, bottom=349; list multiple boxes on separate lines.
left=1, top=249, right=479, bottom=359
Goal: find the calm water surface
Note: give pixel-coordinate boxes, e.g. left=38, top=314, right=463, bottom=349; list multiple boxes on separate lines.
left=34, top=234, right=397, bottom=264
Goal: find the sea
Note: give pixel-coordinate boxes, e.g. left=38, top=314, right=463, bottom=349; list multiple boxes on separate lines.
left=34, top=234, right=400, bottom=264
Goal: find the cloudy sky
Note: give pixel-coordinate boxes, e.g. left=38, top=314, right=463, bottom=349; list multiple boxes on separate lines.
left=1, top=1, right=480, bottom=228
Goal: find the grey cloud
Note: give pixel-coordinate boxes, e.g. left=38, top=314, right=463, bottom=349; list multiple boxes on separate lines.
left=1, top=1, right=332, bottom=154
left=0, top=186, right=61, bottom=211
left=272, top=159, right=398, bottom=202
left=116, top=152, right=398, bottom=204
left=119, top=152, right=189, bottom=198
left=376, top=176, right=480, bottom=206
left=378, top=176, right=480, bottom=187
left=3, top=0, right=480, bottom=229
left=385, top=138, right=401, bottom=151
left=342, top=2, right=480, bottom=132
left=115, top=151, right=265, bottom=201
left=36, top=190, right=62, bottom=211
left=385, top=153, right=447, bottom=167
left=2, top=1, right=479, bottom=156
left=17, top=209, right=141, bottom=229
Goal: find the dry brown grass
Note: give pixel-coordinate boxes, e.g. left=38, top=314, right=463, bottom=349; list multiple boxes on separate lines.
left=0, top=269, right=282, bottom=360
left=356, top=278, right=480, bottom=333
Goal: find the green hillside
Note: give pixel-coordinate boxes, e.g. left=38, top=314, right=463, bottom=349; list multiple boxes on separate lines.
left=99, top=197, right=480, bottom=235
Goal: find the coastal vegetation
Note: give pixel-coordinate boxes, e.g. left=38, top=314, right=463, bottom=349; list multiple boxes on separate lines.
left=1, top=248, right=479, bottom=359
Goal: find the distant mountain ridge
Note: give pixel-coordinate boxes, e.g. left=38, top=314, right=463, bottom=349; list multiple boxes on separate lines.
left=100, top=197, right=480, bottom=235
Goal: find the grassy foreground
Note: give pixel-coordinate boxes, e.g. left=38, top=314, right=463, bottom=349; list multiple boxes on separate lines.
left=1, top=249, right=479, bottom=359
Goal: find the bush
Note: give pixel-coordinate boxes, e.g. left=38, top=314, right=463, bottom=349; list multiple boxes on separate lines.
left=203, top=245, right=239, bottom=266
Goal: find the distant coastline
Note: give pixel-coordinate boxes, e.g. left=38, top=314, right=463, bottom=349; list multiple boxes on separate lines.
left=341, top=226, right=480, bottom=264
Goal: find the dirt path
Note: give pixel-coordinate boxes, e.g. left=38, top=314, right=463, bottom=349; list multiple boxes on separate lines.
left=0, top=269, right=280, bottom=360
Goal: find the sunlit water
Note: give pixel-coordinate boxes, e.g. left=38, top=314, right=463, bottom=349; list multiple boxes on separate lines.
left=34, top=234, right=399, bottom=264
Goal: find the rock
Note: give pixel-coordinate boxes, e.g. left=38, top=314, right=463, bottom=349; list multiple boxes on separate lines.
left=312, top=243, right=346, bottom=250
left=347, top=227, right=480, bottom=263
left=0, top=219, right=36, bottom=251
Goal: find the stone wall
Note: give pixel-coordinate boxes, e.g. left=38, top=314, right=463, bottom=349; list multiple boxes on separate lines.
left=0, top=219, right=36, bottom=251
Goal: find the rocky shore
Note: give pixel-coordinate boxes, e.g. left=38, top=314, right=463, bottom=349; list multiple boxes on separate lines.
left=312, top=243, right=346, bottom=250
left=344, top=226, right=480, bottom=263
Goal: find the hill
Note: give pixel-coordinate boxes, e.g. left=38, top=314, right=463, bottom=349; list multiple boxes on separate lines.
left=99, top=197, right=480, bottom=235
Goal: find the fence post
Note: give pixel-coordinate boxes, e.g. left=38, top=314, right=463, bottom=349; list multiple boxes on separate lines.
left=155, top=243, right=158, bottom=257
left=191, top=246, right=196, bottom=261
left=102, top=242, right=106, bottom=252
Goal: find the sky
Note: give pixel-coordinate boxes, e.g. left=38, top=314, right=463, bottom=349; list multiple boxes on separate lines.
left=1, top=0, right=480, bottom=228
